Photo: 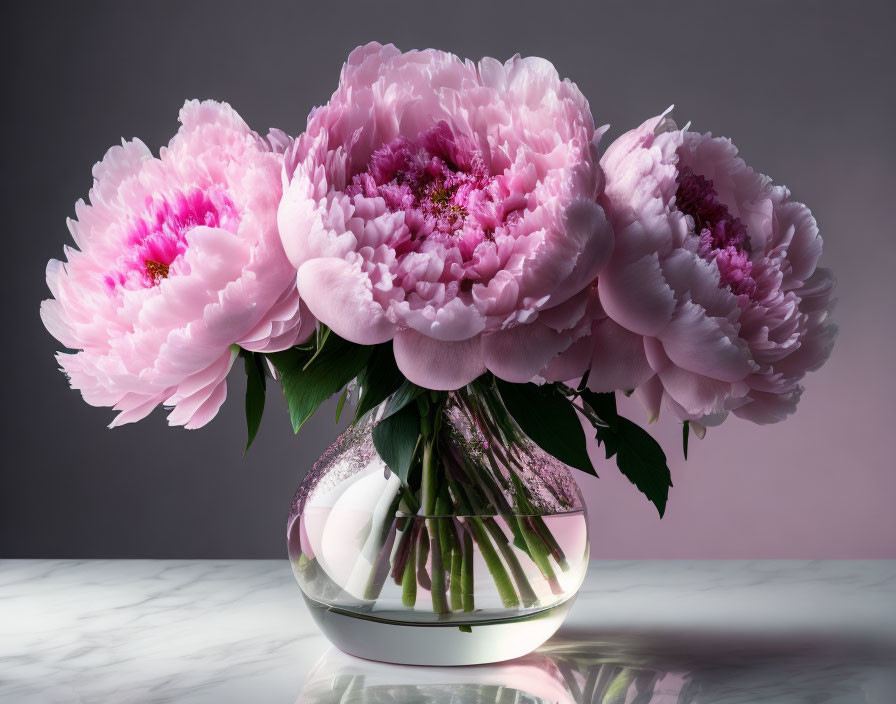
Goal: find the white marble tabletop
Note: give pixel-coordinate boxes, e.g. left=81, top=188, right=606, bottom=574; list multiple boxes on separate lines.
left=1, top=560, right=894, bottom=703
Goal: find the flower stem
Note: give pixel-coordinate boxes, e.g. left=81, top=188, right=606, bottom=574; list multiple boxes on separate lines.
left=428, top=518, right=449, bottom=614
left=532, top=514, right=569, bottom=571
left=517, top=516, right=562, bottom=595
left=420, top=410, right=449, bottom=613
left=468, top=517, right=519, bottom=608
left=362, top=521, right=398, bottom=600
left=461, top=526, right=474, bottom=612
left=390, top=518, right=414, bottom=586
left=448, top=521, right=463, bottom=611
left=401, top=526, right=417, bottom=607
left=416, top=523, right=431, bottom=591
left=482, top=517, right=539, bottom=607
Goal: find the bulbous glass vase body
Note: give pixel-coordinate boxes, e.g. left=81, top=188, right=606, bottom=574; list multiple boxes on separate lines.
left=287, top=391, right=589, bottom=666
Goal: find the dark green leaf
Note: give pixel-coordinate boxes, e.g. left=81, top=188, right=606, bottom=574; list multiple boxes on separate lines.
left=268, top=335, right=372, bottom=433
left=495, top=379, right=597, bottom=477
left=304, top=326, right=332, bottom=370
left=335, top=387, right=348, bottom=423
left=371, top=402, right=421, bottom=483
left=382, top=379, right=425, bottom=419
left=242, top=351, right=266, bottom=454
left=682, top=421, right=690, bottom=460
left=576, top=369, right=591, bottom=393
left=596, top=417, right=672, bottom=517
left=579, top=389, right=618, bottom=429
left=353, top=343, right=404, bottom=422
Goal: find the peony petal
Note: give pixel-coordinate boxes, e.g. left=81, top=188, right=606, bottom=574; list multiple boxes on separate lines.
left=645, top=338, right=745, bottom=417
left=481, top=323, right=572, bottom=384
left=587, top=318, right=654, bottom=392
left=633, top=373, right=664, bottom=423
left=775, top=198, right=823, bottom=286
left=541, top=335, right=594, bottom=383
left=660, top=299, right=754, bottom=382
left=393, top=330, right=486, bottom=390
left=732, top=387, right=803, bottom=424
left=297, top=258, right=397, bottom=345
left=181, top=380, right=229, bottom=429
left=598, top=252, right=676, bottom=337
left=40, top=299, right=79, bottom=349
left=109, top=392, right=169, bottom=428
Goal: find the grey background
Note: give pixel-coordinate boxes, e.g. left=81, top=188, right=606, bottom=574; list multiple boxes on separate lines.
left=2, top=1, right=893, bottom=558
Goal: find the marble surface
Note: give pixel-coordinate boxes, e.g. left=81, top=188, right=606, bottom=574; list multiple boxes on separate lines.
left=1, top=560, right=894, bottom=703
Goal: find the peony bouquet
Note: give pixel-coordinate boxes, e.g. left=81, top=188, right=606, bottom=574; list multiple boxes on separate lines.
left=41, top=43, right=836, bottom=661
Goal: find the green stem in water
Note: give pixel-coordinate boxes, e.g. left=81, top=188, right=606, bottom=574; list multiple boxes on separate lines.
left=446, top=473, right=520, bottom=609
left=416, top=522, right=431, bottom=591
left=420, top=410, right=448, bottom=614
left=507, top=470, right=564, bottom=590
left=516, top=515, right=562, bottom=595
left=531, top=514, right=569, bottom=571
left=390, top=517, right=414, bottom=586
left=448, top=521, right=463, bottom=611
left=426, top=501, right=451, bottom=614
left=362, top=521, right=398, bottom=600
left=446, top=461, right=540, bottom=607
left=401, top=525, right=417, bottom=607
left=482, top=517, right=539, bottom=607
left=469, top=517, right=519, bottom=608
left=462, top=526, right=474, bottom=612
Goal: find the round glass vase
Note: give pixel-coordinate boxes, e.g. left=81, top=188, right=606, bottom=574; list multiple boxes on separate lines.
left=287, top=389, right=589, bottom=666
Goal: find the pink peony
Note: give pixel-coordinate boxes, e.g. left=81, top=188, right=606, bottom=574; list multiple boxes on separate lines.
left=278, top=43, right=614, bottom=390
left=569, top=112, right=837, bottom=424
left=41, top=100, right=315, bottom=429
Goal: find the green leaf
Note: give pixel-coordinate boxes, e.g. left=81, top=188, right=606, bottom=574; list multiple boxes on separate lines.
left=304, top=325, right=332, bottom=370
left=596, top=416, right=672, bottom=517
left=335, top=387, right=348, bottom=423
left=495, top=379, right=597, bottom=477
left=268, top=335, right=372, bottom=434
left=353, top=343, right=404, bottom=422
left=579, top=389, right=618, bottom=429
left=682, top=420, right=690, bottom=460
left=382, top=379, right=425, bottom=419
left=242, top=351, right=266, bottom=454
left=371, top=402, right=421, bottom=483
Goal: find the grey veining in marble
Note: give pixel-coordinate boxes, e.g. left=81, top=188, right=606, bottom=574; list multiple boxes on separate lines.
left=1, top=560, right=894, bottom=703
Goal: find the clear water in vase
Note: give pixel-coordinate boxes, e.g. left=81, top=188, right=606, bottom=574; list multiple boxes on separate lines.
left=287, top=388, right=589, bottom=665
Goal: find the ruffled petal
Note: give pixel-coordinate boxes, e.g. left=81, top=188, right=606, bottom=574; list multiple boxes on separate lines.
left=297, top=258, right=397, bottom=345
left=660, top=299, right=754, bottom=383
left=587, top=318, right=654, bottom=392
left=393, top=330, right=485, bottom=390
left=597, top=252, right=676, bottom=337
left=481, top=323, right=572, bottom=384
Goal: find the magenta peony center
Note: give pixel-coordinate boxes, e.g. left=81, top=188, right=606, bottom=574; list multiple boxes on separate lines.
left=675, top=166, right=757, bottom=300
left=105, top=187, right=239, bottom=291
left=345, top=123, right=513, bottom=265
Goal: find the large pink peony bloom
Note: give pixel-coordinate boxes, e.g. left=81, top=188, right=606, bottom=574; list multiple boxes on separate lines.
left=278, top=43, right=614, bottom=390
left=568, top=112, right=836, bottom=424
left=41, top=100, right=315, bottom=428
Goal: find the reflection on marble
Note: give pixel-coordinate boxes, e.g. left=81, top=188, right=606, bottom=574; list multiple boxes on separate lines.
left=300, top=633, right=896, bottom=703
left=1, top=561, right=894, bottom=703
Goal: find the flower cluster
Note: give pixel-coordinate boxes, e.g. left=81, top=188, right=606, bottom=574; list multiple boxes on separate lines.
left=43, top=43, right=835, bottom=445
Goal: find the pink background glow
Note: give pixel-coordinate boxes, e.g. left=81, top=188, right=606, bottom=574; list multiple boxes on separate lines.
left=581, top=199, right=896, bottom=557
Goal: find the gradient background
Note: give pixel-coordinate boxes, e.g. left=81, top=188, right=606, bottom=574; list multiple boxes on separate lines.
left=3, top=0, right=894, bottom=559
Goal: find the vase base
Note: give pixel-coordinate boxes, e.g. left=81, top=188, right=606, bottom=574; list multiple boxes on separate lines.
left=302, top=594, right=576, bottom=666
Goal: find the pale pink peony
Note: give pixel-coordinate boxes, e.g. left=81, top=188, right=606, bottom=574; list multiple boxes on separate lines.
left=278, top=43, right=614, bottom=389
left=41, top=100, right=315, bottom=428
left=564, top=112, right=837, bottom=424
